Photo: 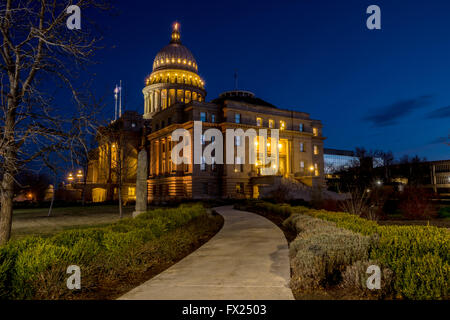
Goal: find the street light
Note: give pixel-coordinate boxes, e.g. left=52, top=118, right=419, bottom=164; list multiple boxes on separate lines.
left=67, top=173, right=74, bottom=181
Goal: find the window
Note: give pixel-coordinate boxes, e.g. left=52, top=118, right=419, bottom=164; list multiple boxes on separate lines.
left=300, top=161, right=305, bottom=172
left=269, top=119, right=274, bottom=128
left=314, top=163, right=319, bottom=176
left=313, top=127, right=318, bottom=136
left=201, top=156, right=206, bottom=171
left=167, top=117, right=171, bottom=125
left=234, top=157, right=243, bottom=173
left=314, top=145, right=319, bottom=155
left=300, top=143, right=305, bottom=152
left=200, top=112, right=206, bottom=122
left=211, top=114, right=216, bottom=123
left=280, top=121, right=286, bottom=131
left=236, top=183, right=244, bottom=194
left=128, top=187, right=136, bottom=197
left=299, top=123, right=304, bottom=132
left=256, top=117, right=262, bottom=126
left=235, top=113, right=241, bottom=124
left=235, top=136, right=241, bottom=146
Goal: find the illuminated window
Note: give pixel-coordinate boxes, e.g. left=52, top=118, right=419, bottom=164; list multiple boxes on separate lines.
left=314, top=163, right=319, bottom=176
left=185, top=90, right=191, bottom=103
left=235, top=113, right=241, bottom=124
left=128, top=187, right=136, bottom=197
left=235, top=136, right=241, bottom=146
left=313, top=127, right=318, bottom=136
left=211, top=114, right=216, bottom=123
left=299, top=123, right=304, bottom=132
left=280, top=121, right=286, bottom=131
left=269, top=119, right=274, bottom=128
left=300, top=143, right=305, bottom=152
left=300, top=161, right=305, bottom=172
left=314, top=145, right=319, bottom=155
left=236, top=183, right=244, bottom=194
left=200, top=112, right=206, bottom=122
left=235, top=157, right=243, bottom=173
left=256, top=117, right=262, bottom=126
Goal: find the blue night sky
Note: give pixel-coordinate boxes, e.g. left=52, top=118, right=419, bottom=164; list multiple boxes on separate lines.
left=86, top=0, right=449, bottom=161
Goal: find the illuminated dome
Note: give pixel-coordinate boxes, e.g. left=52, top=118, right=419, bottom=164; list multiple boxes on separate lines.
left=143, top=23, right=206, bottom=119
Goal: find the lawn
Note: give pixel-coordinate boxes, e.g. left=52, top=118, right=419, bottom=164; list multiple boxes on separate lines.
left=1, top=204, right=224, bottom=300
left=11, top=205, right=134, bottom=240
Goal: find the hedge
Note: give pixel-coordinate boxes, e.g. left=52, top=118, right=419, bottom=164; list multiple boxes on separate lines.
left=0, top=204, right=207, bottom=300
left=293, top=206, right=450, bottom=300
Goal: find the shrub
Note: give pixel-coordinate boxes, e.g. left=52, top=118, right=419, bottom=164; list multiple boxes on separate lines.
left=340, top=260, right=393, bottom=298
left=235, top=200, right=292, bottom=219
left=438, top=206, right=450, bottom=219
left=398, top=187, right=436, bottom=219
left=293, top=206, right=450, bottom=299
left=286, top=214, right=372, bottom=291
left=0, top=203, right=210, bottom=300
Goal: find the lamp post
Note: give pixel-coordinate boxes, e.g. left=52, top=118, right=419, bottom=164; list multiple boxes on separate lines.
left=76, top=169, right=84, bottom=182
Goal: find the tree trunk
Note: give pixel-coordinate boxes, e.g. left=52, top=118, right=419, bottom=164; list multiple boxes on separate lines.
left=0, top=174, right=14, bottom=245
left=47, top=177, right=56, bottom=217
left=118, top=184, right=123, bottom=219
left=0, top=96, right=18, bottom=245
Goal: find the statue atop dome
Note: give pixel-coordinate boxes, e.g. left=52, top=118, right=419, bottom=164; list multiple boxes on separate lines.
left=170, top=22, right=181, bottom=44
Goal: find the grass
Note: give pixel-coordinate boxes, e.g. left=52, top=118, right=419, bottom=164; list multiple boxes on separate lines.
left=11, top=205, right=134, bottom=240
left=1, top=204, right=224, bottom=300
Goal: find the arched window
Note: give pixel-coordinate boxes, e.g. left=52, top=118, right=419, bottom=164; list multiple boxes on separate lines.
left=161, top=89, right=167, bottom=109
left=185, top=90, right=191, bottom=103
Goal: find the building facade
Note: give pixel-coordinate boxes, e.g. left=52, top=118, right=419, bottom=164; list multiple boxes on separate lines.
left=85, top=111, right=144, bottom=203
left=145, top=24, right=326, bottom=202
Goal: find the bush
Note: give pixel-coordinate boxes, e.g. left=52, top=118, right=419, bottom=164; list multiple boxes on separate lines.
left=0, top=203, right=209, bottom=300
left=340, top=260, right=393, bottom=298
left=438, top=206, right=450, bottom=219
left=235, top=200, right=292, bottom=219
left=286, top=214, right=372, bottom=291
left=294, top=206, right=450, bottom=299
left=398, top=187, right=436, bottom=219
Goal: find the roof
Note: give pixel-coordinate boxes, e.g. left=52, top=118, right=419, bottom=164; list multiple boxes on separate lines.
left=211, top=95, right=278, bottom=109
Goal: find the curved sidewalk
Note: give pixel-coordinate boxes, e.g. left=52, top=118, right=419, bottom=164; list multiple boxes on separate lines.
left=119, top=206, right=294, bottom=300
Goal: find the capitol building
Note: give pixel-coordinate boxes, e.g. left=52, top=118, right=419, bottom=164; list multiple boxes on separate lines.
left=86, top=23, right=326, bottom=203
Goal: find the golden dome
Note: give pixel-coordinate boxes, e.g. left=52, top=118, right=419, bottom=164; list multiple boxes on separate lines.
left=152, top=22, right=199, bottom=74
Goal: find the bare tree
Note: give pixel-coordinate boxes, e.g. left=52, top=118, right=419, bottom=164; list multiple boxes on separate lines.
left=98, top=121, right=138, bottom=219
left=0, top=0, right=109, bottom=244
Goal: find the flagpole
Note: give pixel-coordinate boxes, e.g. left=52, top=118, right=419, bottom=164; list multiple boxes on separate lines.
left=119, top=80, right=122, bottom=118
left=114, top=85, right=118, bottom=121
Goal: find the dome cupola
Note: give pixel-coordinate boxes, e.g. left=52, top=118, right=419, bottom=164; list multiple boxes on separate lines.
left=143, top=23, right=206, bottom=119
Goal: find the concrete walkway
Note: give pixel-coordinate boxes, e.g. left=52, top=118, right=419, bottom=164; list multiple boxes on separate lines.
left=119, top=206, right=294, bottom=300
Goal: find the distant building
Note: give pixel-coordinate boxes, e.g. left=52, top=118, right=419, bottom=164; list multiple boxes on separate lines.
left=429, top=160, right=450, bottom=196
left=324, top=148, right=384, bottom=175
left=324, top=148, right=358, bottom=174
left=85, top=111, right=145, bottom=203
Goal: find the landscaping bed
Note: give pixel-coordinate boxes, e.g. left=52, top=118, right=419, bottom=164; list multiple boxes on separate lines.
left=235, top=200, right=449, bottom=300
left=0, top=204, right=224, bottom=300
